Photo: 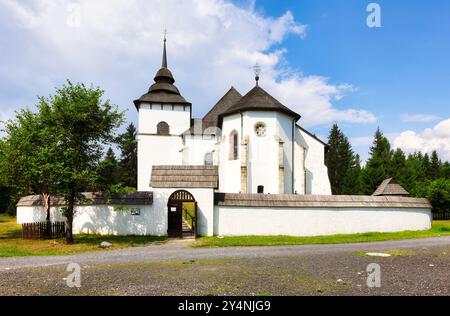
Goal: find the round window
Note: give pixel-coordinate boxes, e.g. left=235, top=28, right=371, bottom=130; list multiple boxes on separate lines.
left=254, top=122, right=266, bottom=137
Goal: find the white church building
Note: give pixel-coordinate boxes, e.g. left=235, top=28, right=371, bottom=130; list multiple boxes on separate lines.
left=17, top=39, right=432, bottom=238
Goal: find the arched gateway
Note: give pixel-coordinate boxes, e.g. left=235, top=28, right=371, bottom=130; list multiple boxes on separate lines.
left=167, top=190, right=197, bottom=238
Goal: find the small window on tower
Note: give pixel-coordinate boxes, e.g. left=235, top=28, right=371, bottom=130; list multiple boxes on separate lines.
left=157, top=121, right=170, bottom=135
left=257, top=185, right=264, bottom=194
left=255, top=122, right=266, bottom=137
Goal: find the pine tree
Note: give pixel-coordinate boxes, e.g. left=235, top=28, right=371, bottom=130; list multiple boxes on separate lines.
left=442, top=162, right=450, bottom=179
left=325, top=124, right=354, bottom=195
left=422, top=153, right=431, bottom=179
left=341, top=154, right=365, bottom=195
left=429, top=150, right=441, bottom=180
left=363, top=127, right=392, bottom=194
left=97, top=147, right=120, bottom=190
left=117, top=123, right=138, bottom=188
left=403, top=152, right=426, bottom=192
left=390, top=148, right=406, bottom=185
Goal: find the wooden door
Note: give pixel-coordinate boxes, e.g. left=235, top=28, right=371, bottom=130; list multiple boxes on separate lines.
left=168, top=203, right=182, bottom=238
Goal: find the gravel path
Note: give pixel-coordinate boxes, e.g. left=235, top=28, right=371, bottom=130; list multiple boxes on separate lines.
left=1, top=236, right=450, bottom=271
left=1, top=237, right=449, bottom=296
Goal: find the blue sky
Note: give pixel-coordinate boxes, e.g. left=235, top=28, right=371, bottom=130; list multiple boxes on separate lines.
left=244, top=0, right=450, bottom=160
left=1, top=0, right=449, bottom=161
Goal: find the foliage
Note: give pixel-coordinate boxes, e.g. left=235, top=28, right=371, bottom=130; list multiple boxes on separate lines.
left=363, top=128, right=392, bottom=194
left=326, top=124, right=449, bottom=214
left=97, top=147, right=120, bottom=191
left=0, top=81, right=124, bottom=243
left=325, top=124, right=355, bottom=195
left=116, top=123, right=138, bottom=189
left=410, top=178, right=450, bottom=213
left=39, top=81, right=124, bottom=243
left=0, top=108, right=64, bottom=221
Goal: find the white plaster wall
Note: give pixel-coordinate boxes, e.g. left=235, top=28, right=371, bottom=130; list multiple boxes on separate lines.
left=275, top=113, right=295, bottom=193
left=137, top=135, right=183, bottom=191
left=17, top=204, right=164, bottom=236
left=297, top=127, right=332, bottom=195
left=214, top=206, right=432, bottom=236
left=244, top=112, right=280, bottom=194
left=137, top=103, right=191, bottom=191
left=138, top=103, right=191, bottom=135
left=219, top=111, right=297, bottom=194
left=219, top=114, right=242, bottom=193
left=153, top=188, right=215, bottom=236
left=182, top=135, right=218, bottom=165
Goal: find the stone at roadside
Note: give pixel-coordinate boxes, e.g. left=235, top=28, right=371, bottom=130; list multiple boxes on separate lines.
left=100, top=241, right=113, bottom=249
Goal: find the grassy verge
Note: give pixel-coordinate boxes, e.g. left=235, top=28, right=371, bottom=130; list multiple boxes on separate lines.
left=0, top=216, right=166, bottom=257
left=192, top=221, right=450, bottom=248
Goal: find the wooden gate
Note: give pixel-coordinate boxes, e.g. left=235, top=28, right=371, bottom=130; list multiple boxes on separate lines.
left=167, top=190, right=197, bottom=238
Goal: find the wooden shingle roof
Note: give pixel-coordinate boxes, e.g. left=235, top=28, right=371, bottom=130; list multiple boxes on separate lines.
left=219, top=86, right=301, bottom=121
left=151, top=166, right=219, bottom=188
left=372, top=178, right=409, bottom=196
left=17, top=192, right=153, bottom=207
left=214, top=193, right=430, bottom=209
left=185, top=87, right=242, bottom=135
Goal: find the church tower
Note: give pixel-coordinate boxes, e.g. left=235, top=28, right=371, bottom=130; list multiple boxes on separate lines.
left=134, top=36, right=192, bottom=191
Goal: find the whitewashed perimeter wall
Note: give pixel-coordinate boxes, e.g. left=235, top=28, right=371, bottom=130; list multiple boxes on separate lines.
left=213, top=206, right=432, bottom=236
left=17, top=188, right=215, bottom=236
left=16, top=205, right=166, bottom=236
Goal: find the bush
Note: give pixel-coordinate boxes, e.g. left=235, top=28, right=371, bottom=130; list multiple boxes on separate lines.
left=411, top=178, right=450, bottom=213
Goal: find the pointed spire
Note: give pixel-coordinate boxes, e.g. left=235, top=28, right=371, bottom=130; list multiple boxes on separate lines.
left=162, top=29, right=168, bottom=68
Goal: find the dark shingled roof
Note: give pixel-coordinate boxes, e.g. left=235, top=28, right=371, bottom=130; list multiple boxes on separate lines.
left=214, top=193, right=430, bottom=208
left=134, top=39, right=190, bottom=109
left=17, top=192, right=153, bottom=207
left=151, top=166, right=219, bottom=188
left=185, top=87, right=242, bottom=135
left=203, top=87, right=242, bottom=129
left=372, top=178, right=410, bottom=196
left=219, top=86, right=301, bottom=121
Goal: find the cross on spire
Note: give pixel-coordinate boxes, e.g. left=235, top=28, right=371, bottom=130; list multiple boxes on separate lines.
left=253, top=63, right=261, bottom=86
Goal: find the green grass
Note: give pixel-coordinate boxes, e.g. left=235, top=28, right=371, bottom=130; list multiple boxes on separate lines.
left=192, top=221, right=450, bottom=248
left=0, top=216, right=166, bottom=257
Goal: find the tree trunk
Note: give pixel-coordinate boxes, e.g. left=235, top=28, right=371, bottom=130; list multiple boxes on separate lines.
left=41, top=193, right=51, bottom=237
left=65, top=191, right=75, bottom=244
left=42, top=193, right=51, bottom=221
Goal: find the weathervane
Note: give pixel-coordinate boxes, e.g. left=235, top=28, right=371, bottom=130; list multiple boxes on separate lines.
left=253, top=63, right=261, bottom=86
left=163, top=29, right=167, bottom=42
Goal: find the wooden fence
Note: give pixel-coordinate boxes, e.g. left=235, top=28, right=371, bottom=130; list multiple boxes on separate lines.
left=22, top=221, right=66, bottom=240
left=433, top=211, right=450, bottom=221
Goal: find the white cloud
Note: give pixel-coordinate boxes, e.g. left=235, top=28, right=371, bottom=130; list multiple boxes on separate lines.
left=0, top=107, right=17, bottom=137
left=394, top=118, right=450, bottom=161
left=0, top=0, right=374, bottom=127
left=400, top=114, right=441, bottom=123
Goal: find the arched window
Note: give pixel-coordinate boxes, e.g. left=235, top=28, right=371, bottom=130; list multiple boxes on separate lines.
left=157, top=121, right=170, bottom=135
left=229, top=130, right=239, bottom=160
left=204, top=152, right=213, bottom=166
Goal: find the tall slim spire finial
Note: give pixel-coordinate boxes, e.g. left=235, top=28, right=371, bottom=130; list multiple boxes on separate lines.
left=162, top=29, right=168, bottom=68
left=253, top=63, right=261, bottom=86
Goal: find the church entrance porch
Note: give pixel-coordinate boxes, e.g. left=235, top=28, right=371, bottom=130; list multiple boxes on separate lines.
left=167, top=190, right=197, bottom=238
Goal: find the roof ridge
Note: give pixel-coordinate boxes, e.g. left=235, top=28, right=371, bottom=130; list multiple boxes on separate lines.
left=202, top=86, right=242, bottom=121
